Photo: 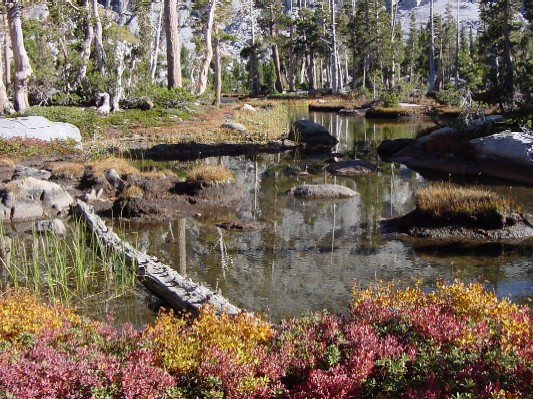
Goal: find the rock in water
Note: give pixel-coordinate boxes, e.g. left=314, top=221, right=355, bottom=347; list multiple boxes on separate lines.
left=289, top=119, right=338, bottom=146
left=0, top=177, right=74, bottom=221
left=326, top=160, right=377, bottom=176
left=286, top=184, right=357, bottom=199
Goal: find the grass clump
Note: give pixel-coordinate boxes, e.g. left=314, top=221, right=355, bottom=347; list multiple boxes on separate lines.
left=122, top=184, right=144, bottom=198
left=47, top=162, right=86, bottom=179
left=186, top=164, right=235, bottom=185
left=88, top=156, right=140, bottom=178
left=415, top=183, right=520, bottom=222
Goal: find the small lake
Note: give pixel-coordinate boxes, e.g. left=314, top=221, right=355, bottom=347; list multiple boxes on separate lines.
left=118, top=106, right=533, bottom=324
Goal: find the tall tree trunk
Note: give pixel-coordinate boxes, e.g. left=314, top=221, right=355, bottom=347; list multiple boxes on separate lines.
left=164, top=0, right=182, bottom=88
left=197, top=0, right=216, bottom=95
left=249, top=0, right=260, bottom=95
left=502, top=0, right=514, bottom=104
left=79, top=0, right=94, bottom=87
left=111, top=42, right=127, bottom=112
left=213, top=36, right=221, bottom=107
left=288, top=25, right=295, bottom=91
left=307, top=51, right=315, bottom=89
left=5, top=1, right=32, bottom=112
left=2, top=14, right=10, bottom=91
left=330, top=0, right=338, bottom=94
left=92, top=0, right=106, bottom=74
left=150, top=0, right=164, bottom=81
left=272, top=43, right=283, bottom=93
left=0, top=42, right=8, bottom=113
left=427, top=0, right=436, bottom=95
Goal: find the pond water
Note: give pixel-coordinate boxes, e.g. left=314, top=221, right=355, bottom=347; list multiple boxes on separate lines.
left=119, top=106, right=533, bottom=324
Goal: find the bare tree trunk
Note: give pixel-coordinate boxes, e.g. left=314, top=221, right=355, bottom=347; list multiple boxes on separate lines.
left=249, top=0, right=260, bottom=95
left=213, top=36, right=221, bottom=107
left=79, top=0, right=94, bottom=87
left=197, top=0, right=216, bottom=95
left=150, top=0, right=164, bottom=81
left=0, top=44, right=9, bottom=113
left=164, top=0, right=182, bottom=88
left=288, top=25, right=295, bottom=91
left=92, top=0, right=106, bottom=74
left=502, top=0, right=514, bottom=105
left=5, top=1, right=32, bottom=112
left=2, top=14, right=10, bottom=91
left=111, top=42, right=127, bottom=112
left=330, top=0, right=339, bottom=94
left=272, top=43, right=283, bottom=93
left=307, top=51, right=315, bottom=89
left=427, top=0, right=436, bottom=95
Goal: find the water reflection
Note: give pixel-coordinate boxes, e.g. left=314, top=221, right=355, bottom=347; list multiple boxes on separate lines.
left=121, top=111, right=533, bottom=323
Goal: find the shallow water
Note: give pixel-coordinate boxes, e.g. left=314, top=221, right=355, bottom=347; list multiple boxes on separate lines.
left=117, top=108, right=533, bottom=323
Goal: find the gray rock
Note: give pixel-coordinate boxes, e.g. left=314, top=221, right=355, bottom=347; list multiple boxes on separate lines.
left=326, top=160, right=377, bottom=176
left=13, top=165, right=51, bottom=181
left=0, top=116, right=82, bottom=143
left=242, top=104, right=256, bottom=112
left=289, top=119, right=338, bottom=146
left=221, top=121, right=247, bottom=132
left=0, top=177, right=74, bottom=221
left=286, top=184, right=358, bottom=199
left=470, top=132, right=533, bottom=168
left=34, top=219, right=67, bottom=235
left=105, top=169, right=126, bottom=192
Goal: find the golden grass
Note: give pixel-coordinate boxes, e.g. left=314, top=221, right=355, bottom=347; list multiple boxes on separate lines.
left=186, top=164, right=235, bottom=185
left=122, top=184, right=144, bottom=198
left=0, top=157, right=16, bottom=167
left=88, top=156, right=140, bottom=177
left=416, top=183, right=520, bottom=217
left=122, top=103, right=291, bottom=145
left=47, top=162, right=86, bottom=179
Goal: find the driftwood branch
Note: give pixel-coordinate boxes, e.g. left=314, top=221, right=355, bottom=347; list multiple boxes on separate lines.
left=74, top=199, right=242, bottom=316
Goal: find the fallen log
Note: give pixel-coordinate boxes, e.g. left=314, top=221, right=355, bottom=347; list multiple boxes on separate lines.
left=74, top=199, right=242, bottom=316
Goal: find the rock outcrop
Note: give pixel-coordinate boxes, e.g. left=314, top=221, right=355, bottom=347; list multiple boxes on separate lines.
left=0, top=116, right=82, bottom=144
left=289, top=119, right=338, bottom=146
left=0, top=177, right=74, bottom=221
left=377, top=117, right=533, bottom=185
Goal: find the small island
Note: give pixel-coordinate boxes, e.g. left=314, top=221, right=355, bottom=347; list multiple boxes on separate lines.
left=382, top=183, right=533, bottom=240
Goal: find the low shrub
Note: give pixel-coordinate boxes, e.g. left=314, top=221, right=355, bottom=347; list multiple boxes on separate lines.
left=0, top=281, right=531, bottom=398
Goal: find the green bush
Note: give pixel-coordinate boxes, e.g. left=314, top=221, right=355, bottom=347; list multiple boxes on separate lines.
left=383, top=91, right=401, bottom=108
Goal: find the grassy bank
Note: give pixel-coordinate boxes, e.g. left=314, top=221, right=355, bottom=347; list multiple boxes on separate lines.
left=0, top=281, right=531, bottom=398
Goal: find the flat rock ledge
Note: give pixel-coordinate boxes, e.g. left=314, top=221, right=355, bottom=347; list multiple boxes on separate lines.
left=381, top=209, right=533, bottom=240
left=286, top=184, right=358, bottom=199
left=0, top=116, right=82, bottom=143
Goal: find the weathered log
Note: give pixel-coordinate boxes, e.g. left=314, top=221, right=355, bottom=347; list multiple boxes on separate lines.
left=74, top=199, right=242, bottom=316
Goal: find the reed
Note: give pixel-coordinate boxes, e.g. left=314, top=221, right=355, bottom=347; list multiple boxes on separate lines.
left=0, top=218, right=137, bottom=308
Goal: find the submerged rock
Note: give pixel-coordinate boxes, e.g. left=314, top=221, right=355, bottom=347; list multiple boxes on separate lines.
left=325, top=160, right=377, bottom=176
left=286, top=184, right=357, bottom=199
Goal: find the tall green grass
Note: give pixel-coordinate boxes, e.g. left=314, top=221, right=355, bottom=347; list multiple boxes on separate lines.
left=0, top=218, right=136, bottom=310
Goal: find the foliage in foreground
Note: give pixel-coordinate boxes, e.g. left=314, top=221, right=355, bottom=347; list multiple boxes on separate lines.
left=0, top=281, right=531, bottom=399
